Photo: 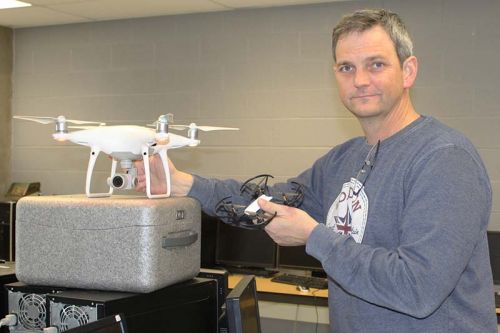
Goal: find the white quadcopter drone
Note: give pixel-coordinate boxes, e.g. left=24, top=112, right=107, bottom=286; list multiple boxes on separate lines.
left=13, top=114, right=238, bottom=199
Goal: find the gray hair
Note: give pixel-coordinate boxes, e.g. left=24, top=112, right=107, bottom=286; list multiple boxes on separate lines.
left=332, top=9, right=413, bottom=65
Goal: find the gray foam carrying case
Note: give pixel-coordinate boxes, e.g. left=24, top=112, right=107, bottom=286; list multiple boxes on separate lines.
left=15, top=195, right=201, bottom=293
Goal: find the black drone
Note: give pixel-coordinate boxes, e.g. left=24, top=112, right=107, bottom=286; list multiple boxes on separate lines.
left=214, top=174, right=304, bottom=230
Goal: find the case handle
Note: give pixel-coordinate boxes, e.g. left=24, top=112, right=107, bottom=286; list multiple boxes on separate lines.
left=162, top=230, right=198, bottom=248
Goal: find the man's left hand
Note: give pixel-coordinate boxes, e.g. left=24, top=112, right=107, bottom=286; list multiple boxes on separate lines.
left=258, top=199, right=318, bottom=246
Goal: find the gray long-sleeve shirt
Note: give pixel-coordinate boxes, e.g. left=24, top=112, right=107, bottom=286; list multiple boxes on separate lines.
left=189, top=116, right=497, bottom=332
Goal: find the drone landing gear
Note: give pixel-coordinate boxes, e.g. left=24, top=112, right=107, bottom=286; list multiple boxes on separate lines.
left=142, top=145, right=171, bottom=199
left=84, top=146, right=171, bottom=199
left=85, top=148, right=115, bottom=198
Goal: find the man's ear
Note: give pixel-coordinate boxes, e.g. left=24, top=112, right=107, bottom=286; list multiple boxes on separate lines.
left=402, top=56, right=418, bottom=88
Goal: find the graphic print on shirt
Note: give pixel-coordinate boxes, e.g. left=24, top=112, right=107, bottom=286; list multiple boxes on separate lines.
left=326, top=178, right=369, bottom=243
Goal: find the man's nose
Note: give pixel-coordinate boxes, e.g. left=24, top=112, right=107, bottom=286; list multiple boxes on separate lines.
left=353, top=69, right=370, bottom=87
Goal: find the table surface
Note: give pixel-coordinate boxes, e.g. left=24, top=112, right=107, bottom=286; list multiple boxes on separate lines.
left=0, top=262, right=15, bottom=277
left=229, top=274, right=327, bottom=299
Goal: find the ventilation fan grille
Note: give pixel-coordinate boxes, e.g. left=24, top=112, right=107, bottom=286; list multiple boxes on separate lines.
left=7, top=290, right=48, bottom=332
left=49, top=301, right=98, bottom=332
left=18, top=293, right=47, bottom=330
left=59, top=305, right=91, bottom=331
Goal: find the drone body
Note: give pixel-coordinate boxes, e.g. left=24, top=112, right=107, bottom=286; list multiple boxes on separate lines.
left=58, top=125, right=199, bottom=160
left=14, top=115, right=238, bottom=199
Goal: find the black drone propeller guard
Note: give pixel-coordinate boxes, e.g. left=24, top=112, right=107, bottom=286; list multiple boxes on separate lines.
left=272, top=181, right=305, bottom=207
left=239, top=174, right=274, bottom=200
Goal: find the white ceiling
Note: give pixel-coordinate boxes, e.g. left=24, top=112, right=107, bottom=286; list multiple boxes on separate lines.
left=0, top=0, right=346, bottom=29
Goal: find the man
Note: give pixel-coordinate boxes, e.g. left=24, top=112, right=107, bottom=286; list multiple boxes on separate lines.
left=136, top=9, right=497, bottom=332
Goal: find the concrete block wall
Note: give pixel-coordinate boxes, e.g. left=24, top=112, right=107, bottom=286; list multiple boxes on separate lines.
left=0, top=26, right=12, bottom=195
left=10, top=0, right=500, bottom=230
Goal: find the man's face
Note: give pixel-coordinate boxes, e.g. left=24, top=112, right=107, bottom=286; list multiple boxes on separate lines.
left=334, top=26, right=408, bottom=120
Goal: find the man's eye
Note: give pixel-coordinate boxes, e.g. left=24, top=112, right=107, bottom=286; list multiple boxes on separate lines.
left=371, top=62, right=384, bottom=70
left=338, top=65, right=353, bottom=73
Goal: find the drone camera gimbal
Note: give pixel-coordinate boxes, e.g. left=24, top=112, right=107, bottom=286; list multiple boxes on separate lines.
left=107, top=173, right=138, bottom=190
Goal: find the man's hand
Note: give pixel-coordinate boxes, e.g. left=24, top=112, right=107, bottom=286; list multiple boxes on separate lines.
left=134, top=155, right=193, bottom=196
left=259, top=199, right=318, bottom=246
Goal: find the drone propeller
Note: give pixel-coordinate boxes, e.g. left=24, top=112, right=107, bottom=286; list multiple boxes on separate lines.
left=68, top=125, right=103, bottom=130
left=14, top=115, right=105, bottom=126
left=170, top=123, right=239, bottom=132
left=169, top=122, right=238, bottom=142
